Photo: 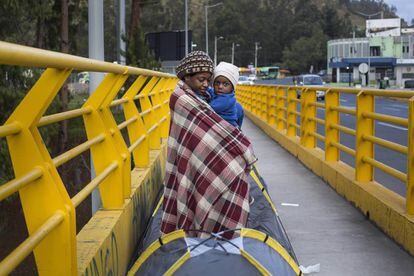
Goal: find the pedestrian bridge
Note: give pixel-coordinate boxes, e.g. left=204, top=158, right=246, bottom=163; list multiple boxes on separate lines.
left=0, top=41, right=414, bottom=275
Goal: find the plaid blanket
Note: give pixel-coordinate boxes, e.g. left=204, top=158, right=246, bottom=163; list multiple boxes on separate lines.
left=161, top=81, right=257, bottom=239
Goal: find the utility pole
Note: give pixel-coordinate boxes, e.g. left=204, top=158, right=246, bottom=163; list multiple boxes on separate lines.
left=254, top=42, right=260, bottom=72
left=185, top=0, right=189, bottom=55
left=89, top=0, right=104, bottom=214
left=204, top=2, right=223, bottom=55
left=214, top=36, right=223, bottom=67
left=231, top=42, right=239, bottom=64
left=116, top=0, right=126, bottom=64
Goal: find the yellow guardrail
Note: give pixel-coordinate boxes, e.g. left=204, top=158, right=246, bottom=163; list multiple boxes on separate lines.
left=236, top=84, right=414, bottom=215
left=0, top=41, right=177, bottom=275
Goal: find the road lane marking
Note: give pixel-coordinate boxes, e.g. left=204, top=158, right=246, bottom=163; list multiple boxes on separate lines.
left=378, top=122, right=407, bottom=131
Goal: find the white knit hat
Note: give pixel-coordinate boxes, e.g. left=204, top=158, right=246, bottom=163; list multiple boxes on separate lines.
left=213, top=62, right=240, bottom=89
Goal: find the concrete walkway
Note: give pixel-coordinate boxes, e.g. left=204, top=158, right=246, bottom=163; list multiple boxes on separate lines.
left=243, top=118, right=414, bottom=276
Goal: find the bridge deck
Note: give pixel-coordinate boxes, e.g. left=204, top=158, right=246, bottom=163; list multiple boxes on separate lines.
left=243, top=118, right=414, bottom=276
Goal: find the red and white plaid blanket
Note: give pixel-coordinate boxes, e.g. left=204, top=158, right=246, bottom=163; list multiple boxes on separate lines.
left=161, top=81, right=257, bottom=239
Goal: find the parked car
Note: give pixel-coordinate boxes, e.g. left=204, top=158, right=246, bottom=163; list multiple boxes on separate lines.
left=248, top=74, right=258, bottom=82
left=295, top=74, right=325, bottom=100
left=238, top=76, right=253, bottom=85
left=404, top=80, right=414, bottom=89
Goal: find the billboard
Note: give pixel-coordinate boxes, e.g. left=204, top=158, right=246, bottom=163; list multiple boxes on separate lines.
left=145, top=30, right=192, bottom=61
left=366, top=18, right=401, bottom=37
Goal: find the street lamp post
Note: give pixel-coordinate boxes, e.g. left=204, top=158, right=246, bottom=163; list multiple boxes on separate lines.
left=204, top=2, right=222, bottom=55
left=254, top=42, right=261, bottom=73
left=185, top=0, right=188, bottom=55
left=214, top=36, right=224, bottom=67
left=231, top=42, right=240, bottom=64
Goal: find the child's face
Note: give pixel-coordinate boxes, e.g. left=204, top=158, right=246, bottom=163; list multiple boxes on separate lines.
left=213, top=76, right=233, bottom=94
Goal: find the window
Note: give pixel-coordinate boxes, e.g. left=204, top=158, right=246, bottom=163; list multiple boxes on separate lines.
left=370, top=46, right=381, bottom=56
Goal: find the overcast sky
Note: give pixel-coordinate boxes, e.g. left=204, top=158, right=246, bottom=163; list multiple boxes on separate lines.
left=385, top=0, right=414, bottom=23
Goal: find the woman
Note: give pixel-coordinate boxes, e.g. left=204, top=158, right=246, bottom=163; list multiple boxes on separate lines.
left=161, top=51, right=257, bottom=239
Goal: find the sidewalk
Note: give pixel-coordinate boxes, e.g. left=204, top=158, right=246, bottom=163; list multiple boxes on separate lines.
left=243, top=118, right=414, bottom=276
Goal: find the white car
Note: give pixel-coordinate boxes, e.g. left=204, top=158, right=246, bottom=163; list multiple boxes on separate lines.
left=248, top=74, right=258, bottom=82
left=238, top=76, right=253, bottom=85
left=295, top=74, right=325, bottom=100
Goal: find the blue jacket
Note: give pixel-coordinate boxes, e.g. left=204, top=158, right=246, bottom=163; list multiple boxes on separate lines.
left=207, top=87, right=244, bottom=128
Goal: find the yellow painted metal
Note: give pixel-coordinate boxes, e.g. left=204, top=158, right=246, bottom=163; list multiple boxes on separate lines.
left=356, top=91, right=374, bottom=182
left=287, top=88, right=297, bottom=137
left=137, top=77, right=162, bottom=150
left=325, top=90, right=339, bottom=161
left=330, top=123, right=356, bottom=136
left=5, top=68, right=76, bottom=275
left=0, top=211, right=64, bottom=275
left=38, top=107, right=92, bottom=127
left=407, top=97, right=414, bottom=214
left=276, top=87, right=286, bottom=130
left=362, top=156, right=406, bottom=182
left=300, top=89, right=316, bottom=148
left=362, top=111, right=408, bottom=127
left=164, top=251, right=191, bottom=276
left=118, top=116, right=138, bottom=131
left=53, top=134, right=105, bottom=167
left=82, top=73, right=128, bottom=206
left=330, top=105, right=356, bottom=115
left=123, top=76, right=151, bottom=167
left=0, top=122, right=21, bottom=137
left=71, top=161, right=119, bottom=208
left=0, top=168, right=43, bottom=201
left=330, top=141, right=356, bottom=157
left=0, top=41, right=173, bottom=78
left=363, top=134, right=408, bottom=154
left=267, top=86, right=276, bottom=125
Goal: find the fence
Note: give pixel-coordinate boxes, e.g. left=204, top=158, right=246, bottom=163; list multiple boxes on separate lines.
left=236, top=84, right=414, bottom=215
left=0, top=41, right=176, bottom=275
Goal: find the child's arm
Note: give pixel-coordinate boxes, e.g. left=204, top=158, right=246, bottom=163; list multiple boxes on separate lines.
left=210, top=94, right=236, bottom=113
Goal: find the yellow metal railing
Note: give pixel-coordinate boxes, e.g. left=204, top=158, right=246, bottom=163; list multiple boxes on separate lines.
left=0, top=41, right=177, bottom=275
left=236, top=84, right=414, bottom=215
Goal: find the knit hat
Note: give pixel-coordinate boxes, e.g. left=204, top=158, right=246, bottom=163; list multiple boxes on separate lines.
left=213, top=62, right=240, bottom=89
left=176, top=51, right=214, bottom=79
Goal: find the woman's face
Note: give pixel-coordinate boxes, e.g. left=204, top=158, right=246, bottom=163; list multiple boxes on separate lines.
left=184, top=72, right=212, bottom=94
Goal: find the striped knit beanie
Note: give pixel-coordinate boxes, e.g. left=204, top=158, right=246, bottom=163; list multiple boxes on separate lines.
left=176, top=51, right=214, bottom=79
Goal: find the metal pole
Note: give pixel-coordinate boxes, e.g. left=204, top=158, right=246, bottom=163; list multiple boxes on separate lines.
left=185, top=0, right=189, bottom=55
left=89, top=0, right=104, bottom=214
left=254, top=42, right=259, bottom=72
left=205, top=6, right=208, bottom=55
left=231, top=42, right=235, bottom=64
left=116, top=0, right=126, bottom=64
left=214, top=36, right=217, bottom=67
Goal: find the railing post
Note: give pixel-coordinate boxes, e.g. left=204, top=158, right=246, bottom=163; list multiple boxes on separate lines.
left=356, top=91, right=374, bottom=181
left=407, top=97, right=414, bottom=214
left=123, top=75, right=150, bottom=168
left=4, top=68, right=76, bottom=275
left=138, top=77, right=161, bottom=150
left=276, top=87, right=286, bottom=131
left=300, top=88, right=316, bottom=147
left=325, top=89, right=339, bottom=161
left=287, top=87, right=297, bottom=137
left=267, top=86, right=277, bottom=126
left=83, top=73, right=127, bottom=207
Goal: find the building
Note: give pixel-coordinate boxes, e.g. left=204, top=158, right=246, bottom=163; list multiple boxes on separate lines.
left=327, top=18, right=414, bottom=88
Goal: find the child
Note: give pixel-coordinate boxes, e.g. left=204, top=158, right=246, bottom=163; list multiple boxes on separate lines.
left=208, top=61, right=244, bottom=128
